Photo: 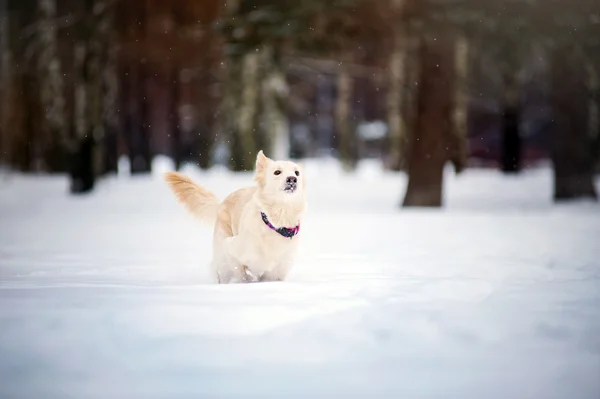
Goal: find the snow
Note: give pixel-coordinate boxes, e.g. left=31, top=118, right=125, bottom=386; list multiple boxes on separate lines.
left=1, top=160, right=599, bottom=399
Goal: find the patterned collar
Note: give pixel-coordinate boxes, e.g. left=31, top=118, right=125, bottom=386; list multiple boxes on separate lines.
left=260, top=212, right=300, bottom=239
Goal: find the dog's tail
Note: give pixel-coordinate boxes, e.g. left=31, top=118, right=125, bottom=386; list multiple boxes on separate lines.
left=164, top=172, right=220, bottom=226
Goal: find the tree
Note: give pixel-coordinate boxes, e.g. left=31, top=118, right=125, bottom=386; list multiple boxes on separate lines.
left=0, top=0, right=8, bottom=167
left=489, top=36, right=528, bottom=174
left=11, top=0, right=41, bottom=172
left=550, top=49, right=597, bottom=201
left=402, top=35, right=458, bottom=207
left=100, top=0, right=119, bottom=175
left=335, top=52, right=355, bottom=170
left=536, top=0, right=600, bottom=201
left=120, top=0, right=152, bottom=175
left=216, top=0, right=364, bottom=169
left=215, top=0, right=258, bottom=171
left=69, top=0, right=115, bottom=194
left=386, top=0, right=411, bottom=171
left=168, top=1, right=183, bottom=171
left=261, top=45, right=289, bottom=160
left=37, top=0, right=68, bottom=172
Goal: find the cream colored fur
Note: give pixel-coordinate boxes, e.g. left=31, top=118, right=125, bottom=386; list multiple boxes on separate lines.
left=164, top=151, right=307, bottom=284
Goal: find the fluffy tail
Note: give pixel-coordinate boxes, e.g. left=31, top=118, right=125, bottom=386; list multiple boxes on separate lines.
left=164, top=172, right=220, bottom=226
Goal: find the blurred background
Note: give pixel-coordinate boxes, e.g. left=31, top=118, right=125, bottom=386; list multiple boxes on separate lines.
left=0, top=0, right=598, bottom=206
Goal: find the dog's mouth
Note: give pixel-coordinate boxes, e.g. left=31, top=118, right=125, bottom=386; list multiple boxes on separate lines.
left=283, top=183, right=297, bottom=193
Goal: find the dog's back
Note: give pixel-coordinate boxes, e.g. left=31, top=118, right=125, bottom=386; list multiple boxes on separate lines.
left=216, top=186, right=257, bottom=237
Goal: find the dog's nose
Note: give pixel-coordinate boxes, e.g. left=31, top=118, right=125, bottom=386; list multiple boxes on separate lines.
left=286, top=176, right=297, bottom=184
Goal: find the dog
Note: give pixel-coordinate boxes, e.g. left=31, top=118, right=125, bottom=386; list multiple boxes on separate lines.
left=164, top=151, right=307, bottom=284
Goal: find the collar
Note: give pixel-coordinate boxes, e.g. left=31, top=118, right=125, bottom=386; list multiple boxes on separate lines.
left=261, top=212, right=300, bottom=239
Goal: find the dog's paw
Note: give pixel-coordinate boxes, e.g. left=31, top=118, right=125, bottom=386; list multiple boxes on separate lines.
left=240, top=266, right=260, bottom=283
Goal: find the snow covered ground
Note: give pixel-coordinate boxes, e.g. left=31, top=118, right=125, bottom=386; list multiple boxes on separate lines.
left=1, top=159, right=599, bottom=399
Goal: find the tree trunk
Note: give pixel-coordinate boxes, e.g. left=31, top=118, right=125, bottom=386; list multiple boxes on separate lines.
left=386, top=29, right=407, bottom=171
left=587, top=62, right=599, bottom=171
left=124, top=1, right=151, bottom=175
left=169, top=65, right=182, bottom=170
left=550, top=51, right=597, bottom=201
left=220, top=0, right=256, bottom=171
left=500, top=72, right=522, bottom=173
left=18, top=77, right=39, bottom=171
left=336, top=52, right=356, bottom=171
left=262, top=45, right=290, bottom=161
left=0, top=0, right=9, bottom=167
left=69, top=0, right=105, bottom=194
left=37, top=0, right=68, bottom=172
left=100, top=0, right=119, bottom=175
left=195, top=70, right=215, bottom=170
left=4, top=5, right=27, bottom=170
left=70, top=39, right=94, bottom=194
left=402, top=36, right=454, bottom=207
left=230, top=50, right=260, bottom=171
left=451, top=34, right=469, bottom=173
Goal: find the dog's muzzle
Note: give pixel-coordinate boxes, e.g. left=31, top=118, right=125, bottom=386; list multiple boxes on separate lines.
left=284, top=176, right=297, bottom=193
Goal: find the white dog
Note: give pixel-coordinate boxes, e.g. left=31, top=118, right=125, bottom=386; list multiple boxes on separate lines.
left=164, top=151, right=307, bottom=284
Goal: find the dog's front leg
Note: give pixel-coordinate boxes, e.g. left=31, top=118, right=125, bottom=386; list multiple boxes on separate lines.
left=224, top=236, right=253, bottom=266
left=223, top=236, right=262, bottom=283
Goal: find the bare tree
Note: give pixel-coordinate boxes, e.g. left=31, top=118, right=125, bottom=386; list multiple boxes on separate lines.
left=262, top=45, right=290, bottom=160
left=69, top=0, right=114, bottom=194
left=100, top=0, right=119, bottom=175
left=451, top=33, right=469, bottom=173
left=550, top=48, right=597, bottom=201
left=402, top=35, right=457, bottom=207
left=168, top=2, right=183, bottom=171
left=216, top=0, right=258, bottom=171
left=500, top=69, right=522, bottom=173
left=335, top=51, right=355, bottom=171
left=121, top=0, right=152, bottom=175
left=0, top=0, right=9, bottom=167
left=386, top=0, right=410, bottom=171
left=37, top=0, right=68, bottom=172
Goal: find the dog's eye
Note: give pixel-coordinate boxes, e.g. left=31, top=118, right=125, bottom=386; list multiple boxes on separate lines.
left=295, top=171, right=300, bottom=176
left=274, top=170, right=281, bottom=176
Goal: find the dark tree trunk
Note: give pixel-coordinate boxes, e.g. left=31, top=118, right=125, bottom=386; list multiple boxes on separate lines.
left=13, top=3, right=42, bottom=172
left=169, top=66, right=182, bottom=171
left=385, top=2, right=408, bottom=172
left=550, top=52, right=597, bottom=201
left=123, top=61, right=152, bottom=174
left=20, top=74, right=40, bottom=171
left=402, top=36, right=454, bottom=207
left=450, top=34, right=469, bottom=173
left=500, top=105, right=522, bottom=173
left=168, top=2, right=183, bottom=171
left=69, top=0, right=106, bottom=194
left=220, top=0, right=256, bottom=172
left=0, top=0, right=10, bottom=166
left=500, top=74, right=522, bottom=173
left=100, top=0, right=119, bottom=175
left=124, top=1, right=151, bottom=175
left=335, top=51, right=357, bottom=171
left=70, top=37, right=95, bottom=194
left=69, top=135, right=95, bottom=193
left=37, top=0, right=68, bottom=172
left=196, top=72, right=214, bottom=170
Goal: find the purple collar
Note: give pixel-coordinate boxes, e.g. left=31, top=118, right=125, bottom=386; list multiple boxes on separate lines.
left=261, top=212, right=300, bottom=239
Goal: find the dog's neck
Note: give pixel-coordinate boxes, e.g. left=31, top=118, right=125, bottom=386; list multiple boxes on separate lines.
left=254, top=189, right=305, bottom=228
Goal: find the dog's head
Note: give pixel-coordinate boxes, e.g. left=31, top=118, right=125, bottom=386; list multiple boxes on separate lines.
left=254, top=150, right=306, bottom=198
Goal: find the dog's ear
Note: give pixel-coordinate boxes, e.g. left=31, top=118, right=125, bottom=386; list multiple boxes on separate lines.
left=254, top=150, right=271, bottom=186
left=255, top=150, right=271, bottom=173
